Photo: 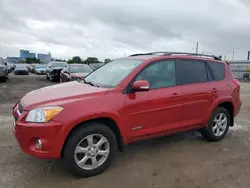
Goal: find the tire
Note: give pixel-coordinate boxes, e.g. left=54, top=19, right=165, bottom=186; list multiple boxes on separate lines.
left=62, top=123, right=117, bottom=177
left=200, top=107, right=230, bottom=141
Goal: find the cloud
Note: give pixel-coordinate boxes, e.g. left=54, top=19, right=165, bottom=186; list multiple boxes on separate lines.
left=0, top=0, right=250, bottom=60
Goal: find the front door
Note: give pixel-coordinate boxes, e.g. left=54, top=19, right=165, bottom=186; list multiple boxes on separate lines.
left=125, top=60, right=182, bottom=140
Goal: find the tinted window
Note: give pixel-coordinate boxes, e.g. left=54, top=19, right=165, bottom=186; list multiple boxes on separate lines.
left=179, top=60, right=207, bottom=85
left=207, top=62, right=225, bottom=81
left=136, top=61, right=176, bottom=89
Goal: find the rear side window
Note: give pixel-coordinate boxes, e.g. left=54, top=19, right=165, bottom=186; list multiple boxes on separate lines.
left=178, top=60, right=208, bottom=85
left=207, top=62, right=225, bottom=81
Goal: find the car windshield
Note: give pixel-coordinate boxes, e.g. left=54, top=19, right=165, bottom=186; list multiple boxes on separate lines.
left=16, top=64, right=27, bottom=69
left=84, top=59, right=143, bottom=88
left=51, top=62, right=68, bottom=67
left=70, top=65, right=92, bottom=73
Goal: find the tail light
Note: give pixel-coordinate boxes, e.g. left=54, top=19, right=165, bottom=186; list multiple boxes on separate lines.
left=233, top=79, right=240, bottom=87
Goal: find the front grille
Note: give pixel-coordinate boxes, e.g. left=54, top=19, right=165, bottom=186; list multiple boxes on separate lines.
left=18, top=102, right=24, bottom=114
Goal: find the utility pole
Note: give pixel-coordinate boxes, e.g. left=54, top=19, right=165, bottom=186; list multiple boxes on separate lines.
left=232, top=50, right=235, bottom=60
left=195, top=42, right=199, bottom=54
left=247, top=51, right=250, bottom=60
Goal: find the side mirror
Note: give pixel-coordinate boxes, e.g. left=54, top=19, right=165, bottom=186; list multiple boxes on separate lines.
left=132, top=80, right=150, bottom=92
left=4, top=62, right=7, bottom=66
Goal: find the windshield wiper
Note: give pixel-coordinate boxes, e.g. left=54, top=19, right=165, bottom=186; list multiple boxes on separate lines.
left=83, top=79, right=99, bottom=87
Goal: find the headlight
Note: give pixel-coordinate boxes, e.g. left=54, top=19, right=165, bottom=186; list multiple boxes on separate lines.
left=25, top=106, right=63, bottom=123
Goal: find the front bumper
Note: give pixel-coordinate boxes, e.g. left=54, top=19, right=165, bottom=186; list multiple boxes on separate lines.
left=13, top=104, right=64, bottom=159
left=15, top=70, right=29, bottom=75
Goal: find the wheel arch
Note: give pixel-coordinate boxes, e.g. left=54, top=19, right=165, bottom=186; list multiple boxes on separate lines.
left=207, top=100, right=234, bottom=127
left=217, top=101, right=234, bottom=127
left=61, top=117, right=125, bottom=157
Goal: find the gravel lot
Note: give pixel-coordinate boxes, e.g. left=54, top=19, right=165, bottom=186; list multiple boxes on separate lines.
left=1, top=74, right=250, bottom=188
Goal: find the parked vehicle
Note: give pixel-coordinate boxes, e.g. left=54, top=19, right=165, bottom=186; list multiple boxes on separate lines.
left=34, top=65, right=47, bottom=75
left=5, top=60, right=15, bottom=73
left=14, top=64, right=29, bottom=75
left=29, top=63, right=39, bottom=73
left=46, top=61, right=68, bottom=82
left=60, top=64, right=93, bottom=83
left=0, top=57, right=8, bottom=82
left=13, top=52, right=241, bottom=177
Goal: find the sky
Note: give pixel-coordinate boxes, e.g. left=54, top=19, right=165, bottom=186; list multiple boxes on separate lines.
left=0, top=0, right=250, bottom=61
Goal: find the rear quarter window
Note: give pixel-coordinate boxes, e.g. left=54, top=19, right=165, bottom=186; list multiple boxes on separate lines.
left=207, top=62, right=225, bottom=81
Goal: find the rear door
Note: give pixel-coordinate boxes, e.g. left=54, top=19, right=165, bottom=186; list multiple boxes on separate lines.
left=177, top=59, right=217, bottom=128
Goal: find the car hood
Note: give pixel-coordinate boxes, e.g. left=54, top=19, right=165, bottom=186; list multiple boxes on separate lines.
left=21, top=81, right=108, bottom=110
left=71, top=73, right=89, bottom=78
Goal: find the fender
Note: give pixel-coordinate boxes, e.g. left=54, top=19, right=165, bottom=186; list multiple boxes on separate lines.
left=55, top=110, right=126, bottom=155
left=203, top=96, right=234, bottom=125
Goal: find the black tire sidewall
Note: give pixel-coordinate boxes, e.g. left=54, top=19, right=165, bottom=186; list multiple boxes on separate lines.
left=201, top=107, right=230, bottom=141
left=62, top=123, right=117, bottom=177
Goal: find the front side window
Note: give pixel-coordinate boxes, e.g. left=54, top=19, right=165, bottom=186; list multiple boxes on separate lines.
left=136, top=60, right=176, bottom=89
left=178, top=60, right=208, bottom=85
left=84, top=59, right=143, bottom=88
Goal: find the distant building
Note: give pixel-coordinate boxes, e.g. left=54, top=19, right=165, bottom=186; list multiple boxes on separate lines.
left=37, top=53, right=51, bottom=63
left=29, top=53, right=36, bottom=59
left=229, top=60, right=250, bottom=79
left=20, top=50, right=36, bottom=61
left=6, top=57, right=19, bottom=64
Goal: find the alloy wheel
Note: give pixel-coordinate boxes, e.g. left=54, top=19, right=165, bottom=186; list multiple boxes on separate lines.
left=212, top=113, right=228, bottom=137
left=74, top=134, right=110, bottom=170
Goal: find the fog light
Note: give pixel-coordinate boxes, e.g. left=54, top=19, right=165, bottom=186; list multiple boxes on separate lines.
left=36, top=139, right=42, bottom=150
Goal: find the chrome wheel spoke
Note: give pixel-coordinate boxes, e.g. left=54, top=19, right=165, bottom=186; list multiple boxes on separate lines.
left=86, top=135, right=94, bottom=147
left=75, top=146, right=88, bottom=154
left=218, top=113, right=223, bottom=121
left=220, top=124, right=226, bottom=131
left=212, top=124, right=218, bottom=132
left=91, top=157, right=98, bottom=168
left=77, top=156, right=89, bottom=167
left=96, top=137, right=107, bottom=148
left=221, top=117, right=227, bottom=124
left=97, top=149, right=109, bottom=157
left=214, top=127, right=219, bottom=136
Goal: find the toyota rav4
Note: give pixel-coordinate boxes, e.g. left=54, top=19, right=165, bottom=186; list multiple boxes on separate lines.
left=13, top=52, right=241, bottom=177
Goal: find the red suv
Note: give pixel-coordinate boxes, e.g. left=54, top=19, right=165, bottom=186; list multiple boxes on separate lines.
left=13, top=52, right=241, bottom=177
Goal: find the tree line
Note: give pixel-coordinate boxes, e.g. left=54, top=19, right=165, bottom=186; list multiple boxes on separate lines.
left=24, top=57, right=112, bottom=64
left=67, top=56, right=112, bottom=65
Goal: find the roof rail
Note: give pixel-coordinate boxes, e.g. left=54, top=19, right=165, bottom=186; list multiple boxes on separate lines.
left=129, top=52, right=222, bottom=60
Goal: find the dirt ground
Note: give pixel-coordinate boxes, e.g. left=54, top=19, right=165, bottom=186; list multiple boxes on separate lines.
left=1, top=74, right=250, bottom=188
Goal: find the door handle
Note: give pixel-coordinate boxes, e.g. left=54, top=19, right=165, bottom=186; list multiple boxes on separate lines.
left=211, top=88, right=218, bottom=93
left=171, top=93, right=179, bottom=98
